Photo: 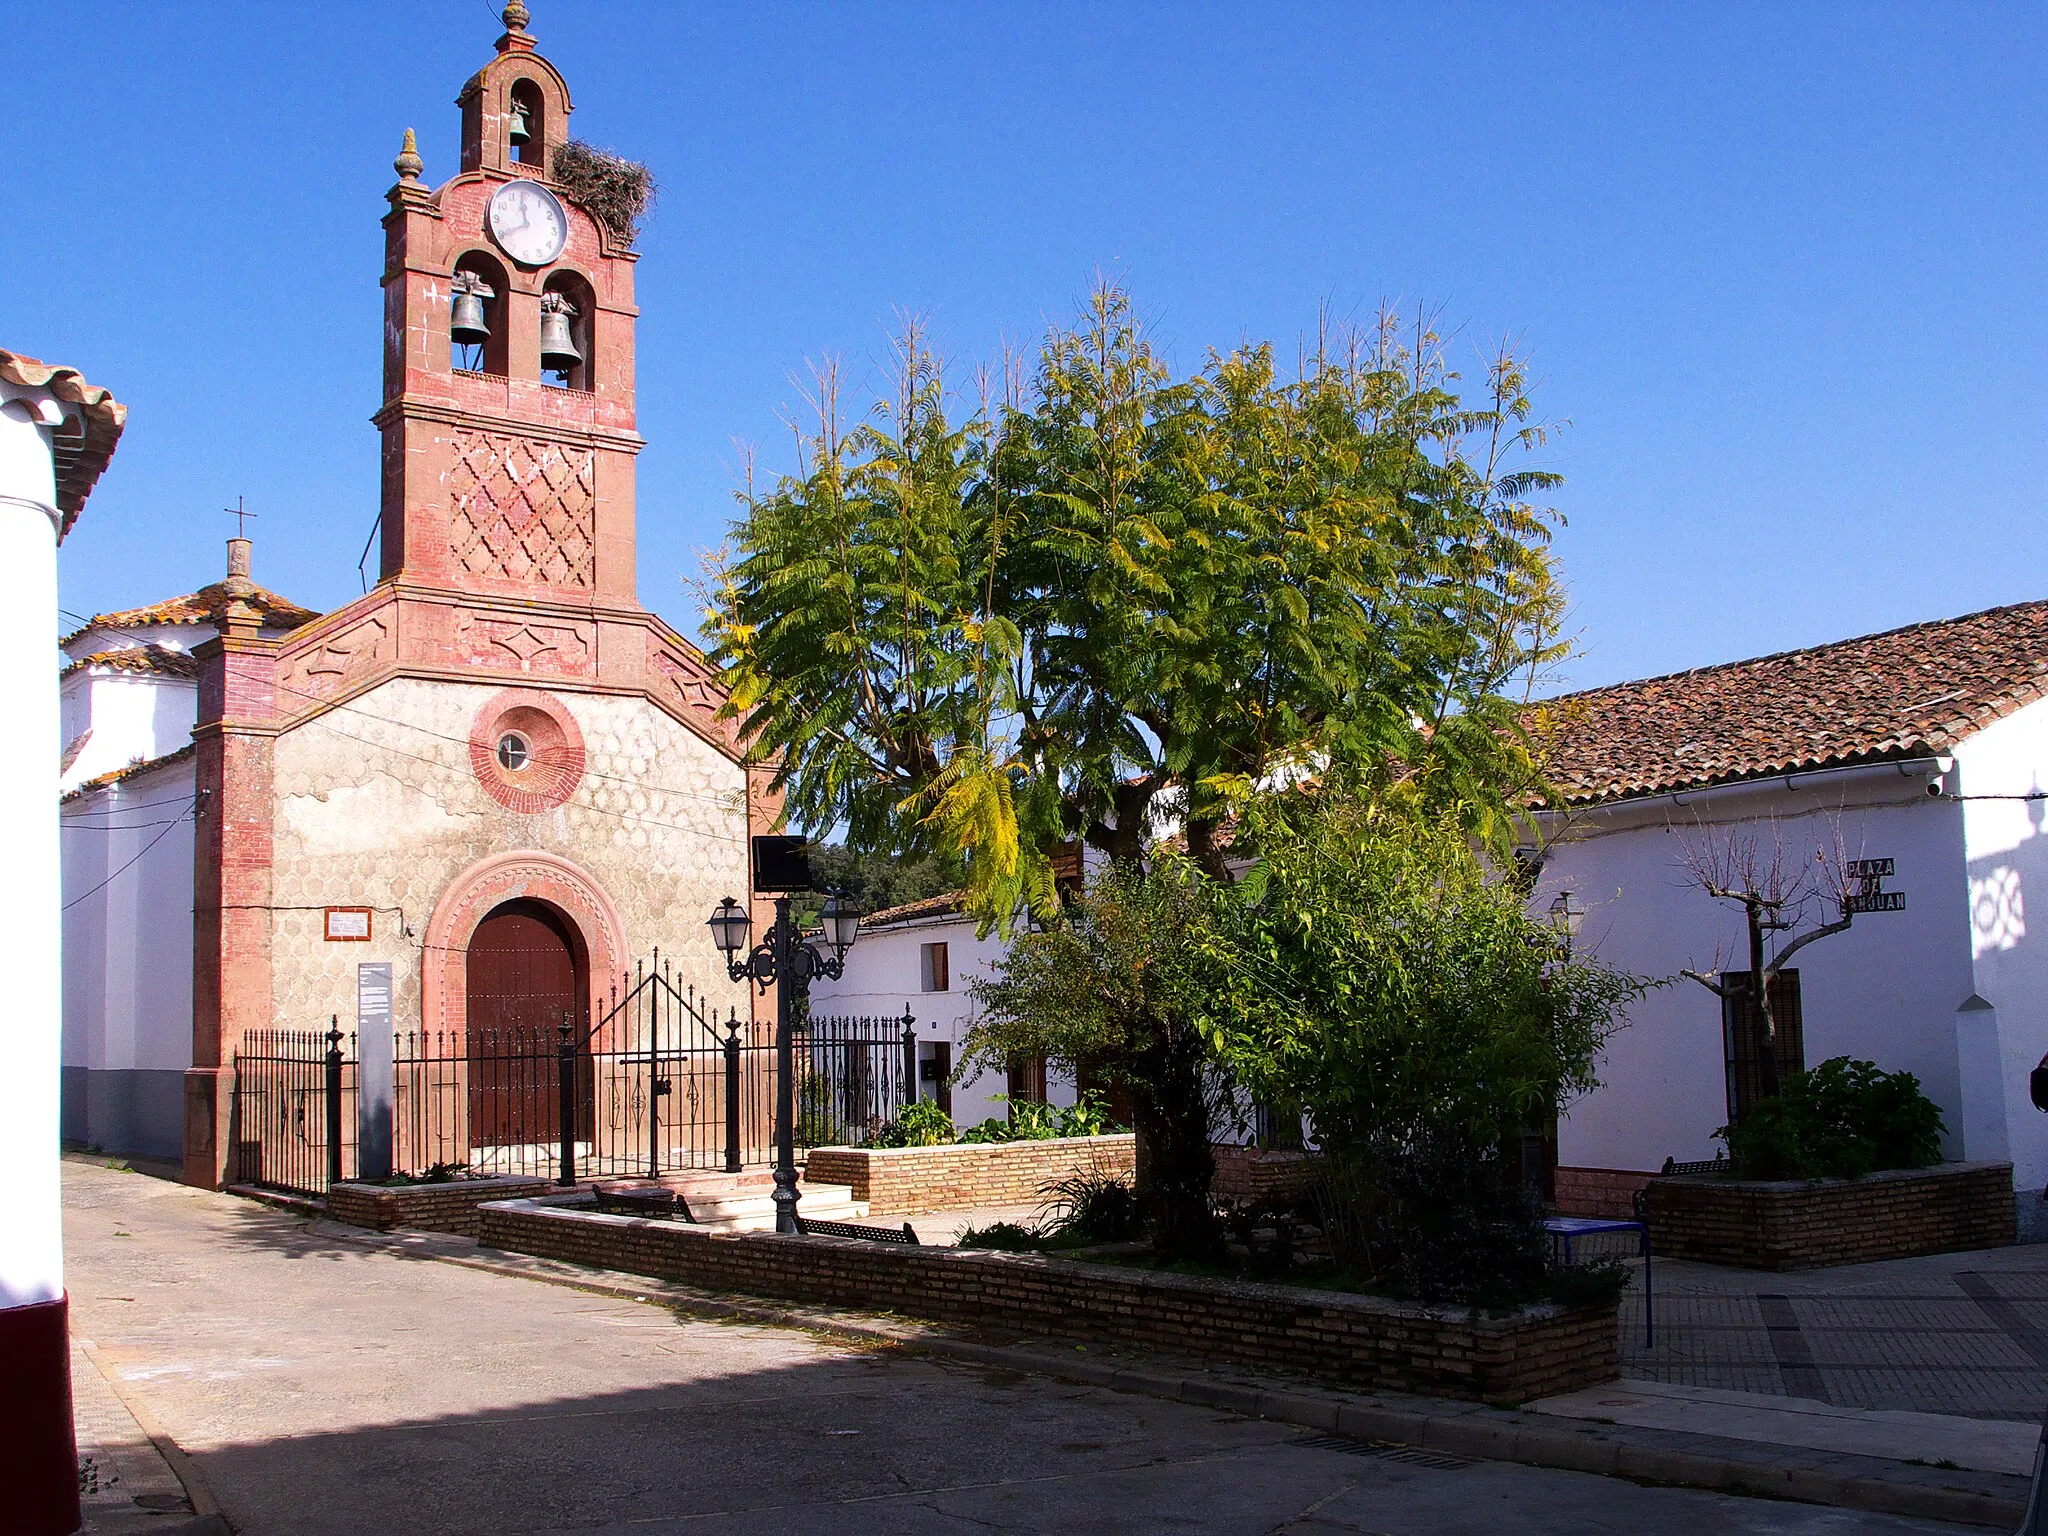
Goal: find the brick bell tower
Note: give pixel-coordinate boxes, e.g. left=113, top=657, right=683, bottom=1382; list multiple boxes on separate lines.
left=375, top=0, right=641, bottom=617
left=182, top=4, right=781, bottom=1189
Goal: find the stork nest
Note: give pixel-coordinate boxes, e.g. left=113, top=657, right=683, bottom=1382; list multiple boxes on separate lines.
left=551, top=140, right=656, bottom=245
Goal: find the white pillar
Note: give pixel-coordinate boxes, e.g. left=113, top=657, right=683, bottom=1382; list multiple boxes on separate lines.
left=0, top=389, right=67, bottom=1311
left=0, top=363, right=116, bottom=1536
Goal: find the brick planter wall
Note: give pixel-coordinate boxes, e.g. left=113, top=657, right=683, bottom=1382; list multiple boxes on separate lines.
left=1554, top=1167, right=1659, bottom=1221
left=328, top=1176, right=556, bottom=1236
left=477, top=1196, right=1619, bottom=1402
left=1644, top=1161, right=2016, bottom=1271
left=804, top=1135, right=1136, bottom=1214
left=1211, top=1145, right=1322, bottom=1204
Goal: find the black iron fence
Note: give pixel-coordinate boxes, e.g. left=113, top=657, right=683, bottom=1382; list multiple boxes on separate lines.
left=228, top=963, right=918, bottom=1199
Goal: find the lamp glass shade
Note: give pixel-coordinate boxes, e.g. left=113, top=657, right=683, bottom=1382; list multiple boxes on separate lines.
left=821, top=892, right=862, bottom=953
left=707, top=896, right=750, bottom=956
left=1548, top=891, right=1585, bottom=937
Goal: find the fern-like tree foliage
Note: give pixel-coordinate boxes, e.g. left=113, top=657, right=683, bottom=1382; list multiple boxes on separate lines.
left=708, top=284, right=1568, bottom=910
left=706, top=285, right=1571, bottom=1250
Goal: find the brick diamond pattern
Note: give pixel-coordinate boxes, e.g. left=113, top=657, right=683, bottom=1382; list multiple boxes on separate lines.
left=449, top=429, right=596, bottom=588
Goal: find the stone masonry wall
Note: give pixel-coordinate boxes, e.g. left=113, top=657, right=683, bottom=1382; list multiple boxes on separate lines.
left=268, top=678, right=753, bottom=1043
left=478, top=1198, right=1619, bottom=1402
left=1645, top=1161, right=2015, bottom=1270
left=327, top=1176, right=554, bottom=1236
left=804, top=1136, right=1136, bottom=1214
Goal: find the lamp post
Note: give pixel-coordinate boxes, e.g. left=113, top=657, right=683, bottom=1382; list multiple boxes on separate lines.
left=1548, top=889, right=1586, bottom=959
left=707, top=890, right=861, bottom=1233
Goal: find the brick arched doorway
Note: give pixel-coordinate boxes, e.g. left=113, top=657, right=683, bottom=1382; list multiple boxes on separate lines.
left=465, top=898, right=586, bottom=1150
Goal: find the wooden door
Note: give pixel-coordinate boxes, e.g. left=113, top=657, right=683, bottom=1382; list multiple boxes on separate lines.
left=467, top=899, right=581, bottom=1148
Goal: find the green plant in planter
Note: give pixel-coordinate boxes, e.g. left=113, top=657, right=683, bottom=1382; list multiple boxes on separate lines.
left=1039, top=1168, right=1144, bottom=1244
left=956, top=1221, right=1043, bottom=1251
left=1718, top=1056, right=1945, bottom=1179
left=870, top=1098, right=956, bottom=1148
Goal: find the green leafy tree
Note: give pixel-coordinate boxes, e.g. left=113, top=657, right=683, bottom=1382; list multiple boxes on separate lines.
left=1193, top=788, right=1647, bottom=1292
left=707, top=285, right=1573, bottom=1247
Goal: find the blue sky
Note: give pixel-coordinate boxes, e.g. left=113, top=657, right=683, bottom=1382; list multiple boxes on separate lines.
left=10, top=2, right=2044, bottom=691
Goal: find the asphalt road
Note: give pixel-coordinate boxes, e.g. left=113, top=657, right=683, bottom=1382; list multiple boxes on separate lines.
left=61, top=1159, right=1979, bottom=1535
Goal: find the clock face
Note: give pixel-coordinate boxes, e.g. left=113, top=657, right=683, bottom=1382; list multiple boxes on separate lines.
left=487, top=180, right=568, bottom=267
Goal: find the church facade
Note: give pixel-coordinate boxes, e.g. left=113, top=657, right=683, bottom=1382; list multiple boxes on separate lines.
left=61, top=7, right=777, bottom=1185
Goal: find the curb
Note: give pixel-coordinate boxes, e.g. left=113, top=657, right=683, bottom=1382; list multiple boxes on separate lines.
left=298, top=1215, right=2026, bottom=1530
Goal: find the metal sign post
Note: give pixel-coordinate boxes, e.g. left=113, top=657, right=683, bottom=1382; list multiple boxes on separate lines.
left=356, top=962, right=395, bottom=1182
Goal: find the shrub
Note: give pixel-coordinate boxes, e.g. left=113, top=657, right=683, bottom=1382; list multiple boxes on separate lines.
left=1543, top=1255, right=1632, bottom=1309
left=1039, top=1169, right=1144, bottom=1244
left=956, top=1221, right=1042, bottom=1251
left=870, top=1098, right=956, bottom=1148
left=1718, top=1057, right=1945, bottom=1179
left=1315, top=1134, right=1550, bottom=1306
left=954, top=1094, right=1124, bottom=1143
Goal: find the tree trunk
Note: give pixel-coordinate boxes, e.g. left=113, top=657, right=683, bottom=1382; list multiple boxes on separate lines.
left=1746, top=900, right=1781, bottom=1099
left=1126, top=1027, right=1217, bottom=1258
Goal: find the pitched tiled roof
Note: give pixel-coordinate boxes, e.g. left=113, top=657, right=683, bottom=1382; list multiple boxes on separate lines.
left=0, top=350, right=126, bottom=538
left=63, top=580, right=320, bottom=645
left=61, top=644, right=200, bottom=681
left=860, top=890, right=969, bottom=929
left=1530, top=598, right=2048, bottom=807
left=62, top=742, right=197, bottom=803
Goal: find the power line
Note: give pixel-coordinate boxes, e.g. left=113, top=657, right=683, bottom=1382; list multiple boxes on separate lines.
left=268, top=673, right=754, bottom=816
left=63, top=806, right=195, bottom=912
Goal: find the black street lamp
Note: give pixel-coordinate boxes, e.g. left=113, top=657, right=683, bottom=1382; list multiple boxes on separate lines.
left=706, top=889, right=860, bottom=1233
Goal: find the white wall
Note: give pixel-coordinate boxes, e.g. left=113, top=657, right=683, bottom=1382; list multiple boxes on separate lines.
left=1532, top=766, right=1976, bottom=1175
left=60, top=756, right=197, bottom=1157
left=808, top=912, right=1076, bottom=1131
left=1955, top=695, right=2048, bottom=1230
left=60, top=669, right=198, bottom=793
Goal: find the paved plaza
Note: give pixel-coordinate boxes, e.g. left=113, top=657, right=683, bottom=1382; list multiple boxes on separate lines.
left=1618, top=1240, right=2048, bottom=1418
left=61, top=1158, right=1992, bottom=1535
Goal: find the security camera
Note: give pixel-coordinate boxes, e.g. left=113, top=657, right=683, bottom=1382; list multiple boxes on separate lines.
left=1926, top=778, right=1945, bottom=797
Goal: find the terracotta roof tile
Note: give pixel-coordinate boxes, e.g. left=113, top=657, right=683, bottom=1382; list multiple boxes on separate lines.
left=62, top=742, right=197, bottom=803
left=1529, top=598, right=2048, bottom=806
left=61, top=644, right=200, bottom=681
left=64, top=580, right=320, bottom=645
left=859, top=890, right=969, bottom=928
left=0, top=350, right=126, bottom=538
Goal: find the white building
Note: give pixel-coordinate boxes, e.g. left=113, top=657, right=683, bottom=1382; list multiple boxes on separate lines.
left=1528, top=599, right=2048, bottom=1234
left=58, top=556, right=317, bottom=1157
left=807, top=892, right=1079, bottom=1131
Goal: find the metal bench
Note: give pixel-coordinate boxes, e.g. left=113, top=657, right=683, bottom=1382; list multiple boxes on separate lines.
left=794, top=1215, right=920, bottom=1245
left=591, top=1185, right=694, bottom=1223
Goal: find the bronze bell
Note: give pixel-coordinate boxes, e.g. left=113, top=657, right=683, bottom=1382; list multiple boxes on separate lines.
left=508, top=98, right=533, bottom=146
left=450, top=272, right=494, bottom=345
left=539, top=293, right=583, bottom=373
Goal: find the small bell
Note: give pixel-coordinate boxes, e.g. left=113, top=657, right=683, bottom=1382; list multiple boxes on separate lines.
left=508, top=97, right=533, bottom=147
left=450, top=272, right=495, bottom=345
left=539, top=292, right=582, bottom=373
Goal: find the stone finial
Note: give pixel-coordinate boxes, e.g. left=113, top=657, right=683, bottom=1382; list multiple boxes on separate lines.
left=393, top=127, right=423, bottom=182
left=501, top=2, right=530, bottom=33
left=224, top=536, right=255, bottom=600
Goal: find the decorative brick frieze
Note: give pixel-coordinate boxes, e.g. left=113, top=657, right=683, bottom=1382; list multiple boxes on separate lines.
left=452, top=610, right=594, bottom=676
left=478, top=1197, right=1621, bottom=1402
left=1644, top=1161, right=2016, bottom=1270
left=447, top=428, right=596, bottom=589
left=804, top=1136, right=1137, bottom=1215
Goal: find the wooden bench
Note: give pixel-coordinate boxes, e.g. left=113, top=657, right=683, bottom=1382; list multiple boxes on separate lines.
left=591, top=1185, right=693, bottom=1223
left=794, top=1215, right=920, bottom=1245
